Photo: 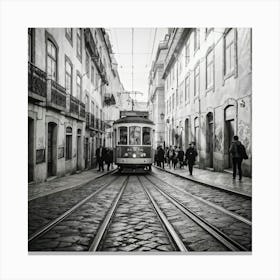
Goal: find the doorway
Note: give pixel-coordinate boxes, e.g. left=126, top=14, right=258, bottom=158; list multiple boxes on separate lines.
left=76, top=129, right=82, bottom=170
left=47, top=122, right=57, bottom=177
left=224, top=105, right=236, bottom=169
left=84, top=137, right=89, bottom=169
left=184, top=118, right=189, bottom=151
left=206, top=112, right=214, bottom=168
left=28, top=118, right=34, bottom=182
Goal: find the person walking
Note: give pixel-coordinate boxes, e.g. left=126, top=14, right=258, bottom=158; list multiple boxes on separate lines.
left=104, top=148, right=113, bottom=171
left=172, top=146, right=178, bottom=169
left=178, top=147, right=185, bottom=169
left=229, top=135, right=248, bottom=181
left=185, top=142, right=198, bottom=175
left=167, top=146, right=173, bottom=168
left=96, top=144, right=106, bottom=171
left=157, top=145, right=165, bottom=169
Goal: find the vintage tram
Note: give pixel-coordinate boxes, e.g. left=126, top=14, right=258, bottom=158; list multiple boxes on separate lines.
left=112, top=111, right=154, bottom=172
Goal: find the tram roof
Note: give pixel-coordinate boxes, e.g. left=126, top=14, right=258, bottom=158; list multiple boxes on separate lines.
left=113, top=116, right=154, bottom=125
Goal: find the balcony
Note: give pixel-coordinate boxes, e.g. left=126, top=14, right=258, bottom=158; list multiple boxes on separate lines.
left=28, top=62, right=47, bottom=103
left=90, top=114, right=95, bottom=129
left=47, top=80, right=67, bottom=111
left=86, top=112, right=90, bottom=128
left=79, top=101, right=86, bottom=121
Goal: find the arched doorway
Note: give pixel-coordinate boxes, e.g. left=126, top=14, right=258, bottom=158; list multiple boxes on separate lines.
left=206, top=112, right=214, bottom=168
left=184, top=118, right=189, bottom=151
left=224, top=105, right=236, bottom=168
left=47, top=122, right=57, bottom=177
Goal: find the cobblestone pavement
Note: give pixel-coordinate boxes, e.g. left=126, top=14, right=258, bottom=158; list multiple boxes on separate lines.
left=29, top=176, right=127, bottom=251
left=140, top=176, right=229, bottom=251
left=152, top=168, right=252, bottom=221
left=100, top=176, right=175, bottom=252
left=28, top=173, right=117, bottom=237
left=154, top=166, right=252, bottom=196
left=146, top=175, right=251, bottom=250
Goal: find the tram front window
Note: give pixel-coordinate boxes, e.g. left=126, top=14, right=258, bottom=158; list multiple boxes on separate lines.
left=129, top=126, right=141, bottom=145
left=118, top=126, right=127, bottom=145
left=142, top=127, right=151, bottom=145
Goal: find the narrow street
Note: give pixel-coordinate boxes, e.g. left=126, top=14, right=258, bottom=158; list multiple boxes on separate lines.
left=28, top=166, right=252, bottom=252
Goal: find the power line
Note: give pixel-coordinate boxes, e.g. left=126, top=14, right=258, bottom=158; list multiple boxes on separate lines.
left=148, top=28, right=157, bottom=69
left=131, top=28, right=134, bottom=110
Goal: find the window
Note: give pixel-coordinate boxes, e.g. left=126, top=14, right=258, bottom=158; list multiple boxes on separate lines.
left=206, top=49, right=214, bottom=89
left=85, top=94, right=89, bottom=112
left=185, top=75, right=190, bottom=102
left=224, top=29, right=236, bottom=76
left=91, top=101, right=94, bottom=114
left=77, top=28, right=82, bottom=60
left=142, top=127, right=151, bottom=145
left=194, top=64, right=200, bottom=96
left=179, top=82, right=184, bottom=105
left=76, top=73, right=82, bottom=99
left=91, top=63, right=95, bottom=85
left=86, top=51, right=90, bottom=78
left=185, top=41, right=190, bottom=66
left=194, top=28, right=200, bottom=52
left=65, top=58, right=72, bottom=95
left=65, top=28, right=73, bottom=44
left=118, top=127, right=128, bottom=145
left=46, top=39, right=57, bottom=80
left=28, top=28, right=34, bottom=63
left=66, top=127, right=72, bottom=160
left=129, top=126, right=141, bottom=145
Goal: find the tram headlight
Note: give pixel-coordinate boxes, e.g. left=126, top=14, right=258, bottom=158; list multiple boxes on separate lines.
left=132, top=153, right=136, bottom=158
left=124, top=153, right=128, bottom=157
left=140, top=153, right=146, bottom=157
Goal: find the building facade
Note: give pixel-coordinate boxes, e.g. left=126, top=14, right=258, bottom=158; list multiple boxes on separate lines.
left=28, top=28, right=123, bottom=183
left=148, top=36, right=168, bottom=149
left=162, top=28, right=252, bottom=176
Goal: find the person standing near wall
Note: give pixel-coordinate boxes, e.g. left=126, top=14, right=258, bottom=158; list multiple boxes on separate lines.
left=229, top=135, right=248, bottom=181
left=96, top=145, right=105, bottom=171
left=185, top=142, right=198, bottom=176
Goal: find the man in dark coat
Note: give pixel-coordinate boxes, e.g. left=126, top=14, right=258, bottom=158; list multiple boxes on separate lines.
left=96, top=145, right=106, bottom=171
left=178, top=147, right=185, bottom=169
left=157, top=145, right=165, bottom=169
left=104, top=148, right=113, bottom=171
left=229, top=135, right=244, bottom=181
left=185, top=142, right=198, bottom=175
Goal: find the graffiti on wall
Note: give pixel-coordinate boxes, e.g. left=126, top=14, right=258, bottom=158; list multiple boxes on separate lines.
left=214, top=128, right=223, bottom=152
left=238, top=120, right=251, bottom=156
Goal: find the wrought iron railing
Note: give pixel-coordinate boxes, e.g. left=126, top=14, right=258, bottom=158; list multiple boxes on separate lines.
left=95, top=118, right=99, bottom=130
left=28, top=62, right=47, bottom=98
left=86, top=112, right=90, bottom=128
left=51, top=80, right=66, bottom=108
left=70, top=95, right=79, bottom=115
left=90, top=114, right=95, bottom=128
left=79, top=101, right=85, bottom=118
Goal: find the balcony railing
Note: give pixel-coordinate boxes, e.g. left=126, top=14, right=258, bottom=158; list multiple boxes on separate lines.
left=90, top=114, right=95, bottom=129
left=70, top=95, right=79, bottom=116
left=79, top=101, right=85, bottom=118
left=28, top=62, right=47, bottom=101
left=50, top=80, right=66, bottom=110
left=86, top=112, right=90, bottom=128
left=95, top=118, right=99, bottom=130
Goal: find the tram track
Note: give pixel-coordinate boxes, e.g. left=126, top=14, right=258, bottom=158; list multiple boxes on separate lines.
left=139, top=175, right=249, bottom=251
left=28, top=175, right=127, bottom=250
left=28, top=170, right=118, bottom=237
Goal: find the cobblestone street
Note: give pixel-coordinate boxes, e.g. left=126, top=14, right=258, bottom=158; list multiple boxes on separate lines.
left=28, top=167, right=252, bottom=253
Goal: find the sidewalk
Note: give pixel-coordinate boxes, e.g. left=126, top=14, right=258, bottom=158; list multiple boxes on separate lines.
left=153, top=165, right=252, bottom=197
left=28, top=166, right=116, bottom=201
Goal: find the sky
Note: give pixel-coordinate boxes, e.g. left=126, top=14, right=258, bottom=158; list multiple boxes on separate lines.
left=107, top=28, right=168, bottom=102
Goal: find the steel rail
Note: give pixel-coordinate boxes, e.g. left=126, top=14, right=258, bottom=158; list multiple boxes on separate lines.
left=137, top=176, right=188, bottom=252
left=150, top=173, right=252, bottom=226
left=88, top=176, right=129, bottom=251
left=28, top=175, right=120, bottom=243
left=144, top=176, right=248, bottom=251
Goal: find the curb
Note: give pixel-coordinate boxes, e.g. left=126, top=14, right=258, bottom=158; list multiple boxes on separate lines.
left=153, top=165, right=251, bottom=198
left=28, top=168, right=118, bottom=201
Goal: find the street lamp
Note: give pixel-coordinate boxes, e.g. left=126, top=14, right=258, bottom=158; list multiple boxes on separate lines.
left=160, top=112, right=165, bottom=120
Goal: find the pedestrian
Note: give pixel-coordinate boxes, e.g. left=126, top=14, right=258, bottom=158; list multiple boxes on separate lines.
left=157, top=145, right=165, bottom=169
left=96, top=144, right=106, bottom=171
left=178, top=146, right=185, bottom=169
left=185, top=142, right=198, bottom=175
left=167, top=146, right=173, bottom=168
left=104, top=148, right=113, bottom=171
left=172, top=146, right=178, bottom=169
left=154, top=149, right=158, bottom=166
left=229, top=135, right=248, bottom=181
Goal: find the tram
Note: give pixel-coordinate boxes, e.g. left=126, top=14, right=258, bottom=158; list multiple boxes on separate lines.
left=112, top=111, right=154, bottom=172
